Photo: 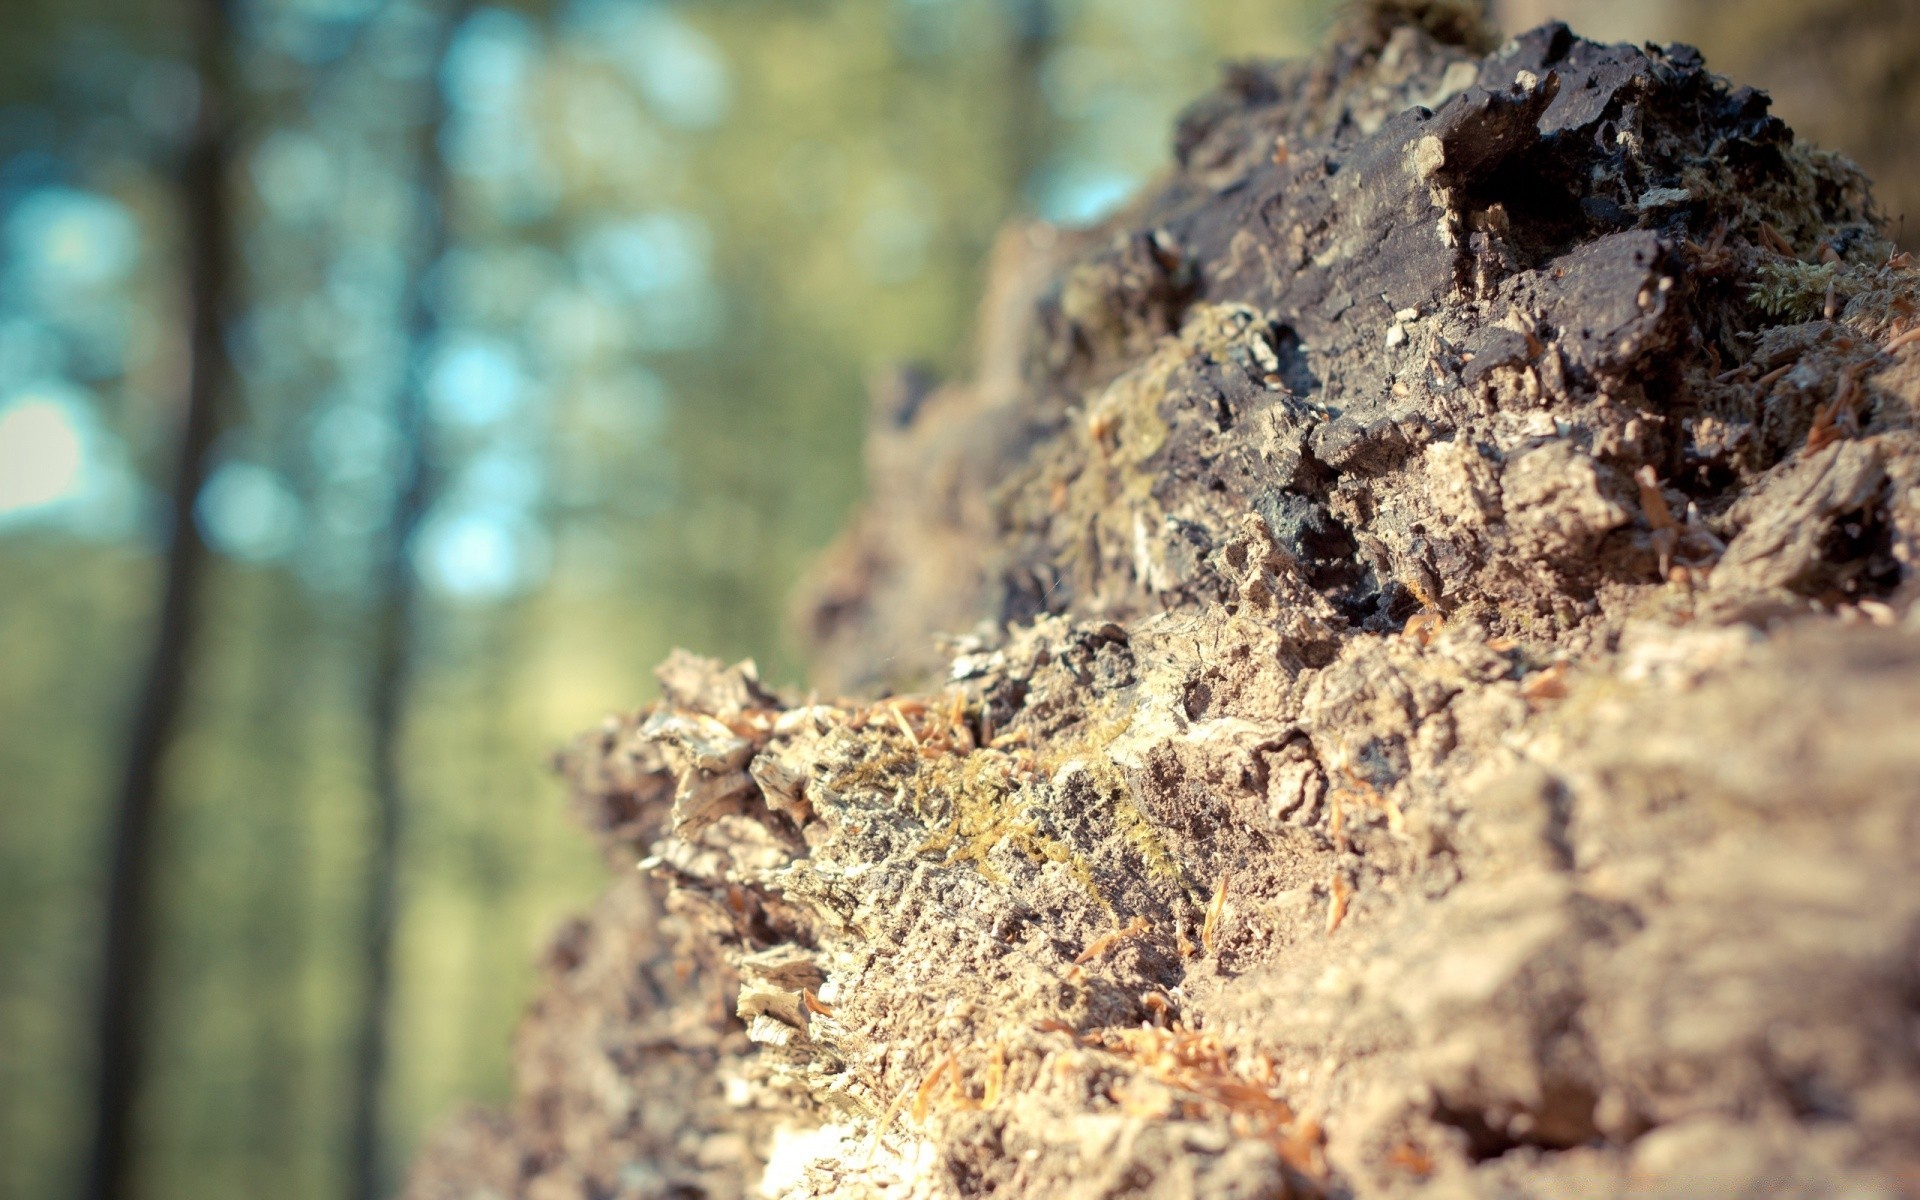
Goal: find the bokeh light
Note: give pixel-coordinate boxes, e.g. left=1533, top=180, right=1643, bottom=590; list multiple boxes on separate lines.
left=0, top=386, right=89, bottom=517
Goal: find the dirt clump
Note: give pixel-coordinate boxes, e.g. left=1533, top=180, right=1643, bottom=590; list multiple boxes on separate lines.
left=407, top=6, right=1920, bottom=1199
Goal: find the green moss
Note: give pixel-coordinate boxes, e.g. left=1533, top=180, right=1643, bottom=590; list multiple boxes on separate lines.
left=1749, top=260, right=1852, bottom=321
left=825, top=692, right=1195, bottom=916
left=1038, top=710, right=1194, bottom=901
left=826, top=738, right=919, bottom=795
left=1677, top=138, right=1885, bottom=262
left=906, top=747, right=1121, bottom=915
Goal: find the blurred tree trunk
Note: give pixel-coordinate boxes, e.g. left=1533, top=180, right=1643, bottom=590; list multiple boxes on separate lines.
left=348, top=12, right=462, bottom=1200
left=241, top=574, right=314, bottom=1200
left=82, top=0, right=237, bottom=1196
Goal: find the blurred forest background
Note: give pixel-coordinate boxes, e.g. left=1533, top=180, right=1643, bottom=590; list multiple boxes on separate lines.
left=0, top=1, right=1910, bottom=1199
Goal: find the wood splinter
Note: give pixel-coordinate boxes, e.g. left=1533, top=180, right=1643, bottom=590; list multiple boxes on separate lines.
left=1075, top=915, right=1150, bottom=964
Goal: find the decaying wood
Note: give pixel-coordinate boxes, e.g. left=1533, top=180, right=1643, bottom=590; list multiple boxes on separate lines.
left=407, top=7, right=1920, bottom=1199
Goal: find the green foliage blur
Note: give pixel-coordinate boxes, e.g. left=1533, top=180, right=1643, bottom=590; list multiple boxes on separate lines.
left=0, top=0, right=1332, bottom=1197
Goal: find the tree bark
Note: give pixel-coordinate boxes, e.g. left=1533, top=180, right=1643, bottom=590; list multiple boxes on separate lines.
left=404, top=8, right=1920, bottom=1200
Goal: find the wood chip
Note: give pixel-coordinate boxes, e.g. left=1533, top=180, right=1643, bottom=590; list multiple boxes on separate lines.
left=889, top=704, right=920, bottom=748
left=1326, top=873, right=1353, bottom=934
left=1403, top=611, right=1444, bottom=646
left=981, top=1044, right=1006, bottom=1109
left=1636, top=465, right=1676, bottom=530
left=1075, top=915, right=1149, bottom=964
left=912, top=1052, right=956, bottom=1124
left=1201, top=875, right=1230, bottom=956
left=1521, top=662, right=1570, bottom=704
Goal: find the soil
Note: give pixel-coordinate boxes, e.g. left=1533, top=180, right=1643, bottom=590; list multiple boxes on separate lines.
left=406, top=6, right=1920, bottom=1198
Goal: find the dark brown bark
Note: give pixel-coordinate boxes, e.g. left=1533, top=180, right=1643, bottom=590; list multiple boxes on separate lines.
left=82, top=0, right=238, bottom=1197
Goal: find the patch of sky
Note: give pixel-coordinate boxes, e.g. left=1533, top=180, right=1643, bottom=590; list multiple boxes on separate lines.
left=412, top=501, right=551, bottom=601
left=1033, top=161, right=1139, bottom=226
left=562, top=0, right=730, bottom=131
left=576, top=212, right=712, bottom=302
left=450, top=444, right=545, bottom=512
left=309, top=402, right=403, bottom=486
left=3, top=187, right=139, bottom=301
left=427, top=334, right=529, bottom=429
left=0, top=317, right=67, bottom=385
left=0, top=385, right=86, bottom=520
left=0, top=379, right=142, bottom=538
left=442, top=8, right=539, bottom=118
left=195, top=460, right=303, bottom=562
left=251, top=129, right=337, bottom=222
left=440, top=8, right=555, bottom=222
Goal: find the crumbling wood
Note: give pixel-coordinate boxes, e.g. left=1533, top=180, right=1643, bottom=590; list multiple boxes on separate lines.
left=406, top=8, right=1920, bottom=1200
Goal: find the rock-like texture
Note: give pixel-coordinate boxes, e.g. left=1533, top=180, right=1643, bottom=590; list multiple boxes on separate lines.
left=407, top=8, right=1920, bottom=1199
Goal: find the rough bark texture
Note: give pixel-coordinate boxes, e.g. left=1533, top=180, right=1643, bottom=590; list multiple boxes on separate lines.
left=407, top=9, right=1920, bottom=1199
left=1501, top=0, right=1920, bottom=252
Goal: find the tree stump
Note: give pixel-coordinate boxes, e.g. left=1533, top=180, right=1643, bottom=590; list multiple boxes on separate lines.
left=407, top=7, right=1920, bottom=1198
